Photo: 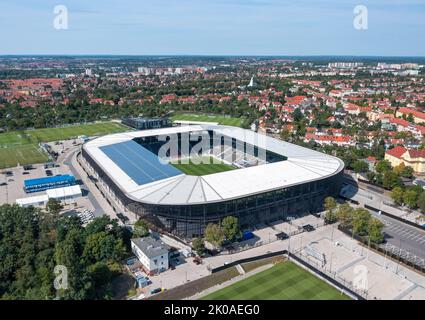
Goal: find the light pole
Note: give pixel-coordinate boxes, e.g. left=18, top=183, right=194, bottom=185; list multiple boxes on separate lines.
left=396, top=238, right=402, bottom=274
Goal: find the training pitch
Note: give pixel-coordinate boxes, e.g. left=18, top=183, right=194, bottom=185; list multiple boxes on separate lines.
left=0, top=122, right=128, bottom=169
left=202, top=261, right=350, bottom=300
left=172, top=113, right=244, bottom=127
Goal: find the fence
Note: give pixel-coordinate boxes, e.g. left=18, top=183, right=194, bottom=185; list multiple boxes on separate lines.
left=289, top=249, right=366, bottom=300
left=338, top=225, right=425, bottom=274
left=364, top=203, right=425, bottom=231
left=208, top=250, right=287, bottom=273
left=208, top=248, right=365, bottom=300
left=220, top=220, right=326, bottom=255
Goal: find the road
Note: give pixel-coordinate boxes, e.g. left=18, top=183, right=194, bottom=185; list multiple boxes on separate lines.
left=61, top=146, right=105, bottom=217
left=341, top=177, right=425, bottom=260
left=371, top=211, right=425, bottom=260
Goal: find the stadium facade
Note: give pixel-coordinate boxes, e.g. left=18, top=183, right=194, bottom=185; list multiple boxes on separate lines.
left=81, top=125, right=344, bottom=238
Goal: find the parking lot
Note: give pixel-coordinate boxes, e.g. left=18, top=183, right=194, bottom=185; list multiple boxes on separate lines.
left=0, top=163, right=68, bottom=204
left=0, top=139, right=99, bottom=220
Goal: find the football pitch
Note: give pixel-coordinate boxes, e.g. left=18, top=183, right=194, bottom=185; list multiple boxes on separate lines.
left=171, top=113, right=244, bottom=127
left=0, top=144, right=50, bottom=169
left=24, top=122, right=127, bottom=142
left=0, top=122, right=128, bottom=169
left=202, top=261, right=350, bottom=300
left=170, top=156, right=237, bottom=176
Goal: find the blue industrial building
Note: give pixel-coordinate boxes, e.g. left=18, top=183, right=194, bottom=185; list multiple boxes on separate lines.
left=24, top=174, right=76, bottom=193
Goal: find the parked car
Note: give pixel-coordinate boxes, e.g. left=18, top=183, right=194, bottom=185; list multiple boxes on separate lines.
left=302, top=224, right=315, bottom=232
left=150, top=288, right=161, bottom=295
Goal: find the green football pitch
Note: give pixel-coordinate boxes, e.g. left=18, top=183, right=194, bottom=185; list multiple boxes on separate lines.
left=24, top=122, right=127, bottom=142
left=170, top=156, right=237, bottom=176
left=202, top=261, right=350, bottom=300
left=0, top=122, right=128, bottom=169
left=0, top=144, right=50, bottom=169
left=171, top=113, right=244, bottom=127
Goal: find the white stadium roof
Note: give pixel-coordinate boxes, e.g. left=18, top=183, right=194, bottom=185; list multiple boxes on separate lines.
left=83, top=125, right=344, bottom=205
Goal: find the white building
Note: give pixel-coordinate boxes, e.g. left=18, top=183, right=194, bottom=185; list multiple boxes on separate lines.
left=131, top=237, right=170, bottom=275
left=16, top=195, right=49, bottom=208
left=16, top=185, right=82, bottom=207
left=46, top=185, right=82, bottom=204
left=137, top=67, right=151, bottom=75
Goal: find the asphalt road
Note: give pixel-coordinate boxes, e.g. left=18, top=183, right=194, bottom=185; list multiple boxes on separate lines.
left=342, top=176, right=425, bottom=260
left=372, top=212, right=425, bottom=260
left=62, top=147, right=104, bottom=217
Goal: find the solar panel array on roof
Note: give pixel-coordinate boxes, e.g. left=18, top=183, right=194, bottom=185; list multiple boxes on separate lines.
left=100, top=140, right=182, bottom=185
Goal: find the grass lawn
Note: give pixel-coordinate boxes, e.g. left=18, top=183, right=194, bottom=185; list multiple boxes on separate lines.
left=0, top=122, right=129, bottom=169
left=202, top=261, right=350, bottom=300
left=0, top=144, right=50, bottom=169
left=172, top=113, right=244, bottom=127
left=25, top=122, right=127, bottom=142
left=0, top=131, right=33, bottom=147
left=170, top=156, right=237, bottom=176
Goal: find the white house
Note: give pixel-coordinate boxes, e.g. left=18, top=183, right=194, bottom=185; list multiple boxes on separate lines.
left=131, top=237, right=170, bottom=275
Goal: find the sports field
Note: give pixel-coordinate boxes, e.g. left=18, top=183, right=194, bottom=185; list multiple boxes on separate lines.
left=25, top=122, right=127, bottom=142
left=0, top=122, right=128, bottom=169
left=202, top=261, right=350, bottom=300
left=0, top=144, right=50, bottom=169
left=170, top=156, right=237, bottom=176
left=172, top=113, right=244, bottom=127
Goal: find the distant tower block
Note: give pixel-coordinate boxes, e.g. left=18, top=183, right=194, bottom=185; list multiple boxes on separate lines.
left=248, top=76, right=256, bottom=87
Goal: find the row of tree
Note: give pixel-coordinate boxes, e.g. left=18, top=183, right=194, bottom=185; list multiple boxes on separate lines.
left=324, top=197, right=385, bottom=244
left=365, top=160, right=413, bottom=190
left=391, top=185, right=425, bottom=212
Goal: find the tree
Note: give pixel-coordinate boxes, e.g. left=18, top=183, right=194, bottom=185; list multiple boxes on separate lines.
left=133, top=219, right=149, bottom=238
left=293, top=108, right=304, bottom=122
left=45, top=198, right=63, bottom=216
left=204, top=223, right=225, bottom=248
left=0, top=203, right=130, bottom=300
left=192, top=238, right=205, bottom=256
left=82, top=231, right=126, bottom=264
left=336, top=203, right=355, bottom=229
left=352, top=208, right=371, bottom=236
left=403, top=189, right=419, bottom=209
left=416, top=191, right=425, bottom=213
left=324, top=197, right=337, bottom=223
left=401, top=166, right=414, bottom=179
left=382, top=171, right=402, bottom=189
left=391, top=187, right=404, bottom=205
left=221, top=216, right=240, bottom=242
left=368, top=218, right=385, bottom=244
left=375, top=160, right=392, bottom=173
left=352, top=160, right=369, bottom=173
left=393, top=163, right=406, bottom=176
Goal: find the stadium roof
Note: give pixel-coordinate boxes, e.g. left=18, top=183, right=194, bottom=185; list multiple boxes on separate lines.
left=83, top=124, right=344, bottom=205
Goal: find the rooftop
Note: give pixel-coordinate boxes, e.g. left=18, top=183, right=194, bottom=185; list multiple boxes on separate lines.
left=83, top=124, right=345, bottom=205
left=131, top=237, right=170, bottom=258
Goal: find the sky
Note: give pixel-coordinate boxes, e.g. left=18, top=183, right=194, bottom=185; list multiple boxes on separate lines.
left=0, top=0, right=424, bottom=56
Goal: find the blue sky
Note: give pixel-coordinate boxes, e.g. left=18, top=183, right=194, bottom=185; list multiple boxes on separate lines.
left=1, top=0, right=424, bottom=56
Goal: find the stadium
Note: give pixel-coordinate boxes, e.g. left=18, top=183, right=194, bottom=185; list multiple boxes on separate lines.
left=81, top=124, right=344, bottom=238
